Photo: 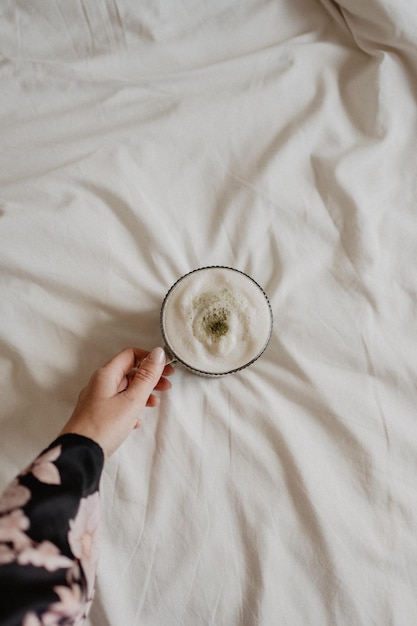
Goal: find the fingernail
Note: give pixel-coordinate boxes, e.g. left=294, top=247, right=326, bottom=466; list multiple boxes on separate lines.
left=146, top=347, right=166, bottom=364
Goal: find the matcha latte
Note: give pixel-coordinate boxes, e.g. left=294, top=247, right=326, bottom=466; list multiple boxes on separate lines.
left=160, top=267, right=273, bottom=375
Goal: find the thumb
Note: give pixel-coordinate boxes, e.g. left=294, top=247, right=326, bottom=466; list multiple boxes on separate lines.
left=127, top=347, right=166, bottom=406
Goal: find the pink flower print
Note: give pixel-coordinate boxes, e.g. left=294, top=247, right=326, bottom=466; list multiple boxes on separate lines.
left=22, top=613, right=42, bottom=626
left=28, top=445, right=62, bottom=485
left=68, top=492, right=101, bottom=597
left=0, top=478, right=31, bottom=514
left=0, top=509, right=31, bottom=550
left=73, top=598, right=93, bottom=625
left=41, top=583, right=84, bottom=625
left=18, top=540, right=74, bottom=571
left=0, top=543, right=16, bottom=565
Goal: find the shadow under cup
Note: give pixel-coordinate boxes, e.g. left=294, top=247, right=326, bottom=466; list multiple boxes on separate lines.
left=160, top=266, right=273, bottom=377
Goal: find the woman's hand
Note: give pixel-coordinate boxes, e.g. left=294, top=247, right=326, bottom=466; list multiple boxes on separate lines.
left=59, top=347, right=173, bottom=459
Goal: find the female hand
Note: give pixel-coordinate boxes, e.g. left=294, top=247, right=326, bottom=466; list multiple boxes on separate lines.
left=59, top=347, right=173, bottom=458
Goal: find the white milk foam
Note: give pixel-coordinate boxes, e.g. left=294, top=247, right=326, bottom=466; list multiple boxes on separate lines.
left=162, top=267, right=272, bottom=374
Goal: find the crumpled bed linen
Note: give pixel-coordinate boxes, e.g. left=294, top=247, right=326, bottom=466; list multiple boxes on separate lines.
left=1, top=1, right=417, bottom=624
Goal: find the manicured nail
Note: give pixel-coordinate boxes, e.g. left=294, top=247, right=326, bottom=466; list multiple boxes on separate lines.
left=147, top=347, right=166, bottom=364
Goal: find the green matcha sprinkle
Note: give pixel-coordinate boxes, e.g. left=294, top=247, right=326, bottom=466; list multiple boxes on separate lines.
left=192, top=289, right=235, bottom=343
left=202, top=308, right=229, bottom=338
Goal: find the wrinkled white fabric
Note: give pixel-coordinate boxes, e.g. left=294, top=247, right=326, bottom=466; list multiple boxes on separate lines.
left=1, top=1, right=416, bottom=624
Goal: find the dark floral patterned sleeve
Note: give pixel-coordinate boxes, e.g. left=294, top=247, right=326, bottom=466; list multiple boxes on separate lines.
left=0, top=433, right=105, bottom=626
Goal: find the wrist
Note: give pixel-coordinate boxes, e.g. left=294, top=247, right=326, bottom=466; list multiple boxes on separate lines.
left=59, top=423, right=108, bottom=459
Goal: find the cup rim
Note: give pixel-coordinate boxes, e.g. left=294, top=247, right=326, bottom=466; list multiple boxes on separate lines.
left=160, top=265, right=273, bottom=377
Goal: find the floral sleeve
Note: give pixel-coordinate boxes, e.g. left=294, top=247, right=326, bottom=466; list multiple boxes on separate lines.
left=0, top=433, right=104, bottom=626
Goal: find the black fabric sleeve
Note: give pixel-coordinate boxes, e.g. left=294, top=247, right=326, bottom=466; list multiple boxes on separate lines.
left=0, top=433, right=104, bottom=626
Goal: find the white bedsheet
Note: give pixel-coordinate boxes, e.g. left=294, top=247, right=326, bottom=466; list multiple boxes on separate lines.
left=1, top=1, right=417, bottom=624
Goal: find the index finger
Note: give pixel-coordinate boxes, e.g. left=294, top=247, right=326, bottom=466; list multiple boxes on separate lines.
left=102, top=348, right=150, bottom=379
